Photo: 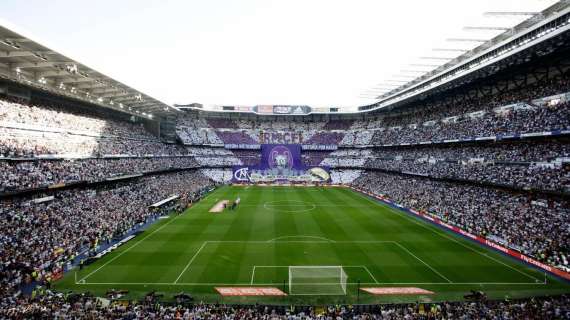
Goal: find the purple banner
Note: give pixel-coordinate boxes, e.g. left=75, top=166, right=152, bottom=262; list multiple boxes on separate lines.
left=262, top=144, right=301, bottom=169
left=259, top=132, right=303, bottom=144
left=233, top=144, right=330, bottom=183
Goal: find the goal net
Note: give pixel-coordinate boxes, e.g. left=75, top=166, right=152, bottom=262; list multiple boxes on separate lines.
left=288, top=266, right=348, bottom=295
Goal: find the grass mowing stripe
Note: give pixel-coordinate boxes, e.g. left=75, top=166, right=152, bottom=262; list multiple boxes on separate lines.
left=353, top=188, right=542, bottom=282
left=268, top=236, right=335, bottom=242
left=77, top=281, right=548, bottom=286
left=56, top=186, right=567, bottom=304
left=387, top=205, right=543, bottom=282
left=393, top=242, right=452, bottom=283
left=174, top=241, right=209, bottom=283
left=363, top=266, right=380, bottom=284
left=307, top=190, right=387, bottom=283
left=79, top=213, right=184, bottom=283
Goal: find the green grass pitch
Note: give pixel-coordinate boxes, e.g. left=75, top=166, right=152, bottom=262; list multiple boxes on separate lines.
left=56, top=185, right=570, bottom=305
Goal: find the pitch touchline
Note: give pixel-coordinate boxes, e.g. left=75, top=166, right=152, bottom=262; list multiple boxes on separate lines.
left=358, top=193, right=542, bottom=282
left=393, top=242, right=452, bottom=284
left=76, top=282, right=547, bottom=286
left=78, top=228, right=542, bottom=287
left=77, top=213, right=184, bottom=283
left=387, top=206, right=542, bottom=282
left=174, top=242, right=208, bottom=284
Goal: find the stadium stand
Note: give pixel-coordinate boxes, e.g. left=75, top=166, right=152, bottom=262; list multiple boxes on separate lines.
left=1, top=3, right=570, bottom=317
left=1, top=293, right=568, bottom=319
left=1, top=70, right=569, bottom=315
left=353, top=172, right=569, bottom=270
left=1, top=171, right=215, bottom=307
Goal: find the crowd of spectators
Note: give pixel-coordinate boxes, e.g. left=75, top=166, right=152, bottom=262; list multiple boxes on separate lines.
left=369, top=100, right=570, bottom=146
left=372, top=141, right=570, bottom=163
left=177, top=96, right=569, bottom=147
left=0, top=157, right=200, bottom=192
left=330, top=169, right=363, bottom=184
left=303, top=132, right=346, bottom=146
left=194, top=155, right=241, bottom=167
left=0, top=129, right=189, bottom=158
left=364, top=158, right=569, bottom=193
left=374, top=75, right=570, bottom=127
left=340, top=130, right=374, bottom=146
left=176, top=125, right=350, bottom=146
left=185, top=147, right=233, bottom=157
left=174, top=75, right=570, bottom=148
left=1, top=291, right=568, bottom=319
left=365, top=76, right=570, bottom=146
left=322, top=120, right=353, bottom=131
left=176, top=117, right=209, bottom=129
left=301, top=151, right=332, bottom=166
left=352, top=171, right=569, bottom=269
left=176, top=127, right=224, bottom=145
left=232, top=149, right=261, bottom=166
left=0, top=97, right=157, bottom=141
left=1, top=67, right=569, bottom=318
left=200, top=168, right=233, bottom=183
left=305, top=142, right=570, bottom=193
left=234, top=119, right=327, bottom=131
left=320, top=149, right=372, bottom=168
left=176, top=116, right=350, bottom=146
left=206, top=118, right=239, bottom=129
left=0, top=96, right=256, bottom=193
left=214, top=130, right=258, bottom=145
left=1, top=171, right=214, bottom=306
left=361, top=141, right=570, bottom=193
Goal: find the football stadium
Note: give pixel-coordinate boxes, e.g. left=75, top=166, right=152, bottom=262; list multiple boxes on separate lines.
left=1, top=1, right=570, bottom=318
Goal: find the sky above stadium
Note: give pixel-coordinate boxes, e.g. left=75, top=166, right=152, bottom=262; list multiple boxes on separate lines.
left=1, top=0, right=559, bottom=109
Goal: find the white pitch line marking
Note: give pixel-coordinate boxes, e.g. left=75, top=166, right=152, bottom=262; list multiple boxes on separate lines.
left=77, top=213, right=182, bottom=283
left=388, top=206, right=542, bottom=282
left=250, top=266, right=256, bottom=285
left=77, top=281, right=548, bottom=286
left=362, top=265, right=379, bottom=284
left=238, top=204, right=372, bottom=208
left=393, top=242, right=452, bottom=283
left=174, top=241, right=209, bottom=284
left=252, top=265, right=375, bottom=267
left=203, top=240, right=395, bottom=244
left=267, top=235, right=336, bottom=242
left=358, top=192, right=542, bottom=282
left=250, top=265, right=380, bottom=285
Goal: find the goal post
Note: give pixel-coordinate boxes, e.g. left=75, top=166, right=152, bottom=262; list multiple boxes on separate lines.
left=288, top=266, right=348, bottom=295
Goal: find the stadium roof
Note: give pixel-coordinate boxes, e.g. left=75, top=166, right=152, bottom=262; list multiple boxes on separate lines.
left=1, top=1, right=568, bottom=118
left=0, top=20, right=179, bottom=119
left=362, top=1, right=570, bottom=112
left=177, top=2, right=570, bottom=117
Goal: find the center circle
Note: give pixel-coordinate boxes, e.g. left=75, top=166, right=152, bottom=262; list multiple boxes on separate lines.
left=263, top=200, right=316, bottom=213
